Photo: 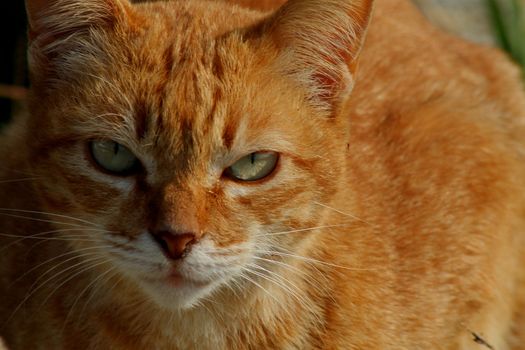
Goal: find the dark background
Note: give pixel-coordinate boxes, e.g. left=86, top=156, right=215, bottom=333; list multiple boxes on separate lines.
left=0, top=2, right=28, bottom=125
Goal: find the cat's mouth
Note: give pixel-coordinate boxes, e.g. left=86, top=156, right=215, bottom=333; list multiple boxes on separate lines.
left=164, top=270, right=211, bottom=288
left=138, top=268, right=217, bottom=309
left=109, top=233, right=249, bottom=309
left=141, top=268, right=211, bottom=289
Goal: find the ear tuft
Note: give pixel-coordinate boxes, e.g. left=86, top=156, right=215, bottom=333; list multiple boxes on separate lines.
left=266, top=0, right=374, bottom=114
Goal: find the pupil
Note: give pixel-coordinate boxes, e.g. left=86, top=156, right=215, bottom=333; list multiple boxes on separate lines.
left=250, top=153, right=255, bottom=164
left=113, top=142, right=119, bottom=155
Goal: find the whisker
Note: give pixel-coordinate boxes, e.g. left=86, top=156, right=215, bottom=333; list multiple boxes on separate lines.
left=0, top=166, right=40, bottom=177
left=254, top=248, right=381, bottom=272
left=0, top=177, right=42, bottom=184
left=0, top=213, right=86, bottom=228
left=246, top=263, right=323, bottom=324
left=28, top=252, right=111, bottom=291
left=252, top=256, right=329, bottom=289
left=197, top=298, right=226, bottom=325
left=34, top=254, right=106, bottom=295
left=0, top=208, right=103, bottom=228
left=25, top=239, right=51, bottom=259
left=4, top=255, right=107, bottom=328
left=62, top=266, right=117, bottom=335
left=238, top=272, right=282, bottom=307
left=40, top=259, right=111, bottom=312
left=245, top=263, right=311, bottom=306
left=0, top=228, right=110, bottom=253
left=313, top=201, right=374, bottom=226
left=221, top=281, right=243, bottom=301
left=78, top=270, right=122, bottom=322
left=238, top=269, right=300, bottom=322
left=0, top=232, right=110, bottom=242
left=10, top=246, right=112, bottom=288
left=258, top=223, right=354, bottom=237
left=251, top=255, right=337, bottom=305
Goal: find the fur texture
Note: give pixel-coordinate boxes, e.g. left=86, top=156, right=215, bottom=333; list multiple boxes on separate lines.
left=0, top=0, right=524, bottom=349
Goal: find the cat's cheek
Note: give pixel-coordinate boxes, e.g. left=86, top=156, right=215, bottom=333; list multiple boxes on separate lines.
left=33, top=144, right=137, bottom=221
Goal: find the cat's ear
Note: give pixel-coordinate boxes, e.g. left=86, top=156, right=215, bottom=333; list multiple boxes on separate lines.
left=25, top=0, right=130, bottom=78
left=25, top=0, right=129, bottom=42
left=261, top=0, right=374, bottom=115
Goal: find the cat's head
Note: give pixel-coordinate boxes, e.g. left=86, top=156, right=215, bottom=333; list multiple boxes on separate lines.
left=23, top=0, right=372, bottom=309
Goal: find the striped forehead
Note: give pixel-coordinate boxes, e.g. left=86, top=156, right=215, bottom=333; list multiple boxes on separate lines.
left=149, top=41, right=235, bottom=158
left=116, top=35, right=256, bottom=183
left=123, top=36, right=287, bottom=169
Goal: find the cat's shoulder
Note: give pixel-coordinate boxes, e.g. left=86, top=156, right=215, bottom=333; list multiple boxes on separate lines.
left=356, top=0, right=525, bottom=131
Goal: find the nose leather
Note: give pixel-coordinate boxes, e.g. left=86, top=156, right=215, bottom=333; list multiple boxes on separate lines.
left=151, top=231, right=196, bottom=260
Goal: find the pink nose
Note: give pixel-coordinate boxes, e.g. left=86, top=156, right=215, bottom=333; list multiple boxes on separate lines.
left=151, top=231, right=196, bottom=260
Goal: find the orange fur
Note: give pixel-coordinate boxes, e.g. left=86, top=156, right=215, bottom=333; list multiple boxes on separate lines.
left=1, top=0, right=524, bottom=349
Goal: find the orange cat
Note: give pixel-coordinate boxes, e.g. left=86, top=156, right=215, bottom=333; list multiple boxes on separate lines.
left=1, top=0, right=524, bottom=349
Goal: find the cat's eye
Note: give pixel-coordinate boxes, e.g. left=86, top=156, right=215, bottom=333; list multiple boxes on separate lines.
left=89, top=140, right=139, bottom=175
left=226, top=152, right=279, bottom=182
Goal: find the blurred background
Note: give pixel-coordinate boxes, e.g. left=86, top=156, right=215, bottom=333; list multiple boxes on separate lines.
left=0, top=0, right=524, bottom=126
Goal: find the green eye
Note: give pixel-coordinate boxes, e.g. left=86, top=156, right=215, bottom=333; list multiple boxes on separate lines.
left=89, top=140, right=139, bottom=175
left=226, top=152, right=279, bottom=182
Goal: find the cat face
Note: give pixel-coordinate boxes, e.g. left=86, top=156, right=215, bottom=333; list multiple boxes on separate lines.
left=24, top=0, right=371, bottom=309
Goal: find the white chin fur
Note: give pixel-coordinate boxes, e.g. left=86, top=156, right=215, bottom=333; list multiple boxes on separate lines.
left=139, top=278, right=219, bottom=310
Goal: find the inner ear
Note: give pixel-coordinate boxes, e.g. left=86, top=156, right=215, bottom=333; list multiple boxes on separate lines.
left=257, top=0, right=374, bottom=114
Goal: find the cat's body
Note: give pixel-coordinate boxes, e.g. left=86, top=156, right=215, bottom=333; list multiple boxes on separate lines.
left=0, top=0, right=524, bottom=349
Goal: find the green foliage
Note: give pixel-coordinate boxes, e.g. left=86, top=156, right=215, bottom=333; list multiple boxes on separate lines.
left=487, top=0, right=525, bottom=78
